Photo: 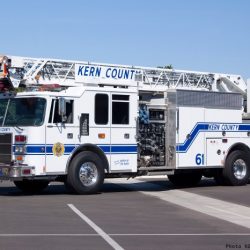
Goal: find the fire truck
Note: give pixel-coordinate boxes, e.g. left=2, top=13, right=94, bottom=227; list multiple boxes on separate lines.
left=0, top=55, right=249, bottom=194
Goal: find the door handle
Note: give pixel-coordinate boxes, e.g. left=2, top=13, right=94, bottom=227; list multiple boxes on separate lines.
left=124, top=133, right=130, bottom=139
left=67, top=133, right=73, bottom=139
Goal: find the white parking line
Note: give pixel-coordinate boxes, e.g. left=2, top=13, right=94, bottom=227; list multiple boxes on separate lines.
left=108, top=178, right=250, bottom=229
left=146, top=190, right=250, bottom=229
left=0, top=234, right=98, bottom=237
left=0, top=233, right=250, bottom=237
left=68, top=204, right=124, bottom=250
left=110, top=233, right=250, bottom=236
left=206, top=205, right=250, bottom=220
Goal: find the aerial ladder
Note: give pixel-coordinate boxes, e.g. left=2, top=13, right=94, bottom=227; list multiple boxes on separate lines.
left=0, top=54, right=248, bottom=112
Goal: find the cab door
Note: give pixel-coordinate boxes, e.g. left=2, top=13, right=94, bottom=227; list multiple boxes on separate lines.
left=87, top=92, right=111, bottom=164
left=110, top=92, right=137, bottom=172
left=45, top=98, right=76, bottom=174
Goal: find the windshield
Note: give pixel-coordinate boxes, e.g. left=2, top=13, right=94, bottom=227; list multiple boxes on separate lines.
left=0, top=99, right=8, bottom=125
left=0, top=97, right=46, bottom=127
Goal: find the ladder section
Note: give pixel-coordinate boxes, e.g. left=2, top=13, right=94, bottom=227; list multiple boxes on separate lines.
left=7, top=55, right=247, bottom=95
left=139, top=68, right=246, bottom=95
left=139, top=68, right=215, bottom=92
left=9, top=57, right=76, bottom=87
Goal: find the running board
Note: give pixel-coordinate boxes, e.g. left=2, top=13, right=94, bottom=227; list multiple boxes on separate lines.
left=146, top=171, right=174, bottom=176
left=138, top=166, right=174, bottom=176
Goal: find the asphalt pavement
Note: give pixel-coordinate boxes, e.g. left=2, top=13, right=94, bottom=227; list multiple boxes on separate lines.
left=0, top=177, right=250, bottom=250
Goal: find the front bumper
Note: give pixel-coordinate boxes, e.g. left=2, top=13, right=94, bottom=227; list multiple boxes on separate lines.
left=0, top=163, right=35, bottom=179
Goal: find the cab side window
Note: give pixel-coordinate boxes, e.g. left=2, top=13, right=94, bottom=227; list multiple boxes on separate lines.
left=49, top=99, right=74, bottom=124
left=95, top=94, right=109, bottom=125
left=112, top=95, right=129, bottom=125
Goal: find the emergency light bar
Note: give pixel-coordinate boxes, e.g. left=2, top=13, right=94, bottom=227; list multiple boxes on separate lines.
left=0, top=55, right=11, bottom=77
left=0, top=55, right=14, bottom=92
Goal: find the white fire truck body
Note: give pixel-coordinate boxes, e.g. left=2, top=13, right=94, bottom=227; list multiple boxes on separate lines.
left=0, top=55, right=249, bottom=194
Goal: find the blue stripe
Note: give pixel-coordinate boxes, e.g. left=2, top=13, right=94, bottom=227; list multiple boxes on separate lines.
left=239, top=124, right=250, bottom=131
left=28, top=146, right=45, bottom=153
left=14, top=144, right=137, bottom=155
left=99, top=146, right=110, bottom=153
left=111, top=145, right=137, bottom=153
left=45, top=146, right=75, bottom=154
left=176, top=122, right=250, bottom=153
left=176, top=124, right=209, bottom=152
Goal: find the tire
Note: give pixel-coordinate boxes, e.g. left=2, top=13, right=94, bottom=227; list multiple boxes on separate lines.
left=168, top=172, right=202, bottom=187
left=66, top=151, right=105, bottom=194
left=213, top=169, right=227, bottom=185
left=64, top=180, right=76, bottom=194
left=222, top=150, right=250, bottom=186
left=14, top=180, right=49, bottom=193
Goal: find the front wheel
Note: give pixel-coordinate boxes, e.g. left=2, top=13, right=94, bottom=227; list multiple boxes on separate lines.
left=66, top=151, right=105, bottom=194
left=222, top=150, right=250, bottom=186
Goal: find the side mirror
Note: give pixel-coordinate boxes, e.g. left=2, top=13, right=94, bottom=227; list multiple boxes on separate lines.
left=58, top=97, right=66, bottom=117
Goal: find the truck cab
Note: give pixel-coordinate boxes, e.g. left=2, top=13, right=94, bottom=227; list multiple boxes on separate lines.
left=0, top=85, right=138, bottom=193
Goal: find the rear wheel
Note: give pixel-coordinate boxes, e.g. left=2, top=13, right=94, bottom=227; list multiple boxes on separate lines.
left=66, top=151, right=105, bottom=194
left=213, top=169, right=226, bottom=185
left=14, top=180, right=49, bottom=193
left=222, top=150, right=250, bottom=186
left=168, top=171, right=202, bottom=187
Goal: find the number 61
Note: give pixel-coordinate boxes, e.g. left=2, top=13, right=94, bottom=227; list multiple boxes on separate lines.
left=195, top=153, right=204, bottom=165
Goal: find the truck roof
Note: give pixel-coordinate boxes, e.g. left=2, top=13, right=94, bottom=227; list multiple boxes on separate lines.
left=15, top=85, right=137, bottom=98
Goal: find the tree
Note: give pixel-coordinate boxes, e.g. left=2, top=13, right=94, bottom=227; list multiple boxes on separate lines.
left=157, top=64, right=173, bottom=69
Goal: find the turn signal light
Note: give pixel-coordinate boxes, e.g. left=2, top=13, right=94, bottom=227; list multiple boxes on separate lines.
left=16, top=156, right=23, bottom=161
left=98, top=133, right=106, bottom=139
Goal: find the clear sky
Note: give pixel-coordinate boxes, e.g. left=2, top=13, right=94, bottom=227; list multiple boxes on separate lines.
left=1, top=0, right=250, bottom=79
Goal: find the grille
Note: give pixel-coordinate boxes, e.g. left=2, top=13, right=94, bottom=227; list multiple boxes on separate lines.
left=0, top=133, right=12, bottom=164
left=167, top=90, right=242, bottom=110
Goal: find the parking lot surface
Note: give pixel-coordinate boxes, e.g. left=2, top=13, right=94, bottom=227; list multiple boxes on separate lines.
left=0, top=177, right=250, bottom=250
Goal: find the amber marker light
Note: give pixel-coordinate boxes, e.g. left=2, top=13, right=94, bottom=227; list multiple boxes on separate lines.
left=98, top=133, right=106, bottom=139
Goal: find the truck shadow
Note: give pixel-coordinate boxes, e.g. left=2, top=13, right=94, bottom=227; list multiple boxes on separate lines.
left=1, top=178, right=244, bottom=196
left=102, top=178, right=218, bottom=193
left=0, top=183, right=68, bottom=196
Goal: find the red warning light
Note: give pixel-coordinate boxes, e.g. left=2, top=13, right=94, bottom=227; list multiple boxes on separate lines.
left=15, top=135, right=27, bottom=143
left=0, top=78, right=14, bottom=92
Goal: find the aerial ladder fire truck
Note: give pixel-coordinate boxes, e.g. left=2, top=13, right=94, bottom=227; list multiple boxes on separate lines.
left=0, top=54, right=249, bottom=194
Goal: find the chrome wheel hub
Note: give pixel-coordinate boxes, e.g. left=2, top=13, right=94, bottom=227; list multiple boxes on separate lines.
left=79, top=162, right=98, bottom=186
left=233, top=159, right=247, bottom=180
